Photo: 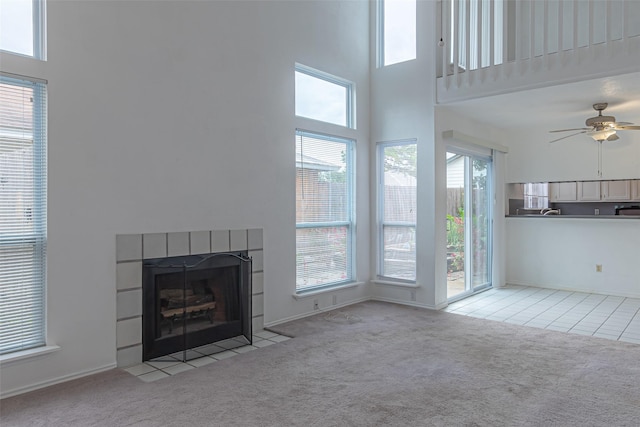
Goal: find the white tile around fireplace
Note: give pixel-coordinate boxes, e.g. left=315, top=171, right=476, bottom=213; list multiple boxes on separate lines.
left=211, top=230, right=230, bottom=253
left=167, top=232, right=190, bottom=257
left=117, top=289, right=142, bottom=319
left=143, top=233, right=167, bottom=259
left=247, top=228, right=263, bottom=250
left=116, top=234, right=142, bottom=262
left=189, top=231, right=211, bottom=255
left=116, top=261, right=142, bottom=291
left=230, top=229, right=247, bottom=251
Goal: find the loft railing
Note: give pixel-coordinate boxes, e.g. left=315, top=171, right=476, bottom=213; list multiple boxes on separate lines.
left=438, top=0, right=640, bottom=92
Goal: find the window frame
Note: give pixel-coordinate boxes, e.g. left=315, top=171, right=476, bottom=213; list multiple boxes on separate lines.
left=377, top=139, right=417, bottom=283
left=0, top=73, right=48, bottom=355
left=295, top=129, right=356, bottom=293
left=294, top=63, right=355, bottom=129
left=378, top=0, right=417, bottom=67
left=0, top=0, right=47, bottom=60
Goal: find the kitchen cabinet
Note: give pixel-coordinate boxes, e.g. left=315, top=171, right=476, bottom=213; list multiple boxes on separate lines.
left=549, top=182, right=577, bottom=202
left=632, top=180, right=640, bottom=201
left=512, top=179, right=640, bottom=206
left=602, top=180, right=632, bottom=201
left=578, top=181, right=601, bottom=201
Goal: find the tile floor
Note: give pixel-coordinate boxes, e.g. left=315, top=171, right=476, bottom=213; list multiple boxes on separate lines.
left=444, top=285, right=640, bottom=345
left=123, top=330, right=290, bottom=382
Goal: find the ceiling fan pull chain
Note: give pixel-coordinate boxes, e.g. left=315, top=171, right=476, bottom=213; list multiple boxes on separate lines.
left=598, top=141, right=603, bottom=178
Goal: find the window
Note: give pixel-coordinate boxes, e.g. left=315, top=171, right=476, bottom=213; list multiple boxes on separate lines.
left=523, top=183, right=549, bottom=209
left=0, top=0, right=46, bottom=59
left=0, top=75, right=47, bottom=355
left=296, top=131, right=354, bottom=291
left=379, top=0, right=416, bottom=66
left=295, top=64, right=354, bottom=128
left=378, top=141, right=416, bottom=281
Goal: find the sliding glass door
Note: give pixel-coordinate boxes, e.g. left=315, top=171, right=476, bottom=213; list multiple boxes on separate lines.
left=446, top=150, right=492, bottom=300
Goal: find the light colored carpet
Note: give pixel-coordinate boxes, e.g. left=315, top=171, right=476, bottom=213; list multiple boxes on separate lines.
left=2, top=301, right=640, bottom=426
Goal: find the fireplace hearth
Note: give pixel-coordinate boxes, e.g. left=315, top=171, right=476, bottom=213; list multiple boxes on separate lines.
left=142, top=252, right=252, bottom=361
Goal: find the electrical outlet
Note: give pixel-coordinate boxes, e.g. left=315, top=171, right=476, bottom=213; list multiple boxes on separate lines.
left=596, top=264, right=602, bottom=272
left=313, top=299, right=319, bottom=310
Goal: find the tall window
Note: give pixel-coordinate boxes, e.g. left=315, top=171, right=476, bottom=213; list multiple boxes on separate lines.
left=0, top=0, right=46, bottom=59
left=295, top=64, right=354, bottom=129
left=378, top=141, right=417, bottom=281
left=296, top=131, right=354, bottom=291
left=379, top=0, right=416, bottom=67
left=0, top=75, right=47, bottom=355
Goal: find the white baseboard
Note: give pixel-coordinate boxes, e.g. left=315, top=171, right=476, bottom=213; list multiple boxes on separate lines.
left=264, top=296, right=449, bottom=329
left=264, top=297, right=372, bottom=328
left=370, top=296, right=445, bottom=311
left=1, top=363, right=117, bottom=400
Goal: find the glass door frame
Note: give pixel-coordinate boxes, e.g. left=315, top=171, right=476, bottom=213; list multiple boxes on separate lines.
left=446, top=148, right=493, bottom=302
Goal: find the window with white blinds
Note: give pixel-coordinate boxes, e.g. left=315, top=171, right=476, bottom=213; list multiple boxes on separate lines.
left=0, top=75, right=47, bottom=355
left=378, top=140, right=416, bottom=281
left=295, top=130, right=354, bottom=291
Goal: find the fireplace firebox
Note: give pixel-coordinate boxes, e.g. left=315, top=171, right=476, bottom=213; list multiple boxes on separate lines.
left=142, top=252, right=251, bottom=361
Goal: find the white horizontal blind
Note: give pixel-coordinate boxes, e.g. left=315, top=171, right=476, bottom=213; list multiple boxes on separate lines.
left=295, top=131, right=353, bottom=291
left=379, top=141, right=417, bottom=281
left=0, top=75, right=47, bottom=355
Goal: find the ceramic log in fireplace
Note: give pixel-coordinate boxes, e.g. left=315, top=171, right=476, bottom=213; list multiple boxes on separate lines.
left=142, top=252, right=251, bottom=361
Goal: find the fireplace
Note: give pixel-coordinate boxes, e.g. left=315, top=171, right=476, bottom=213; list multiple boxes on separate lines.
left=142, top=251, right=252, bottom=361
left=115, top=229, right=264, bottom=368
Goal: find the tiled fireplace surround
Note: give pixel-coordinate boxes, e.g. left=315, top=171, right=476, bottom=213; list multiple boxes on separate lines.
left=115, top=229, right=264, bottom=367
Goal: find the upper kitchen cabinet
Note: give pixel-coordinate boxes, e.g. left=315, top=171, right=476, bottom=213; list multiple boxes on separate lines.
left=549, top=182, right=577, bottom=202
left=549, top=180, right=639, bottom=202
left=602, top=180, right=632, bottom=201
left=578, top=181, right=601, bottom=201
left=632, top=180, right=640, bottom=201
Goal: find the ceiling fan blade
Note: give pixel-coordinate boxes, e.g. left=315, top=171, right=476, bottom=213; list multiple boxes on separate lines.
left=549, top=128, right=591, bottom=133
left=549, top=130, right=587, bottom=143
left=614, top=122, right=633, bottom=126
left=614, top=125, right=640, bottom=130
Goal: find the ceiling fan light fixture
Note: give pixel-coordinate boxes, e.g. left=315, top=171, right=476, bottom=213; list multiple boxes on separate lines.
left=589, top=128, right=617, bottom=142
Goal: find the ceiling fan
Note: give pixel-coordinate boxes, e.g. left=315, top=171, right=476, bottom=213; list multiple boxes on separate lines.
left=549, top=102, right=640, bottom=143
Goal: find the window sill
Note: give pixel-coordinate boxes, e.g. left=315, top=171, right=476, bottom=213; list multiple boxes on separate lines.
left=0, top=345, right=60, bottom=366
left=293, top=281, right=364, bottom=299
left=372, top=279, right=420, bottom=288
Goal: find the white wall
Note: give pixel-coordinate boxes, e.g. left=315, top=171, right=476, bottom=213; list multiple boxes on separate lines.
left=506, top=218, right=640, bottom=298
left=0, top=0, right=370, bottom=397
